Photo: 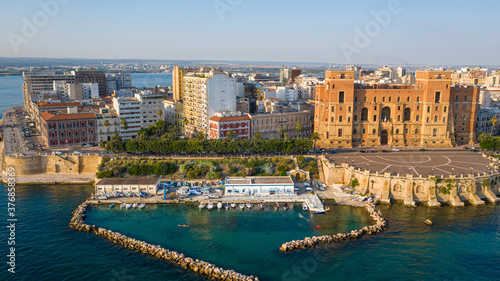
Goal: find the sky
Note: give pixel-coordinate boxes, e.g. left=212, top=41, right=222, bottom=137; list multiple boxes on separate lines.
left=0, top=0, right=499, bottom=65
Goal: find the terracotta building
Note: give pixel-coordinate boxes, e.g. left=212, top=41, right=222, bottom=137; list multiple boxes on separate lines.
left=208, top=112, right=251, bottom=140
left=40, top=112, right=97, bottom=147
left=314, top=70, right=479, bottom=148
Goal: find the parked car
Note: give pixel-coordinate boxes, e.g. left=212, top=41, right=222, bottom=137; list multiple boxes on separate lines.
left=84, top=144, right=92, bottom=147
left=38, top=147, right=43, bottom=151
left=419, top=149, right=427, bottom=151
left=392, top=148, right=400, bottom=152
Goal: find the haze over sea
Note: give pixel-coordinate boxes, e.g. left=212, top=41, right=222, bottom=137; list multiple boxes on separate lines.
left=0, top=184, right=498, bottom=281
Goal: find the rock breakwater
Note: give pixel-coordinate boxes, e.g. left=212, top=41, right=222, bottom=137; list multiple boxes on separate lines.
left=69, top=201, right=259, bottom=281
left=279, top=201, right=387, bottom=252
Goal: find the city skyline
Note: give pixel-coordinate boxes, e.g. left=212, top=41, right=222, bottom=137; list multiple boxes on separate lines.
left=1, top=0, right=499, bottom=65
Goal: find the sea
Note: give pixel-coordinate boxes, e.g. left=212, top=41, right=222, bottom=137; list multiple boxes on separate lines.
left=0, top=74, right=500, bottom=280
left=0, top=183, right=498, bottom=281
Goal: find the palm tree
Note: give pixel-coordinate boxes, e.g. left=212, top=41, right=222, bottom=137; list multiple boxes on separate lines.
left=157, top=109, right=163, bottom=119
left=103, top=120, right=109, bottom=127
left=295, top=121, right=302, bottom=138
left=254, top=131, right=262, bottom=140
left=226, top=130, right=236, bottom=142
left=310, top=132, right=320, bottom=152
left=285, top=132, right=289, bottom=140
left=278, top=125, right=284, bottom=140
left=490, top=117, right=498, bottom=134
left=196, top=131, right=205, bottom=140
left=120, top=118, right=128, bottom=131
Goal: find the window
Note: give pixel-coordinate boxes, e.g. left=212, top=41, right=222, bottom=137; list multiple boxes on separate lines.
left=362, top=128, right=366, bottom=134
left=389, top=97, right=392, bottom=102
left=404, top=108, right=411, bottom=121
left=397, top=97, right=401, bottom=103
left=339, top=91, right=345, bottom=103
left=383, top=97, right=385, bottom=102
left=455, top=96, right=459, bottom=102
left=435, top=92, right=441, bottom=103
left=397, top=115, right=401, bottom=121
left=353, top=115, right=358, bottom=121
left=405, top=128, right=408, bottom=134
left=465, top=96, right=468, bottom=102
left=361, top=108, right=368, bottom=121
left=435, top=106, right=439, bottom=111
left=416, top=115, right=420, bottom=121
left=396, top=129, right=399, bottom=134
left=348, top=117, right=351, bottom=122
left=415, top=129, right=418, bottom=134
left=354, top=97, right=358, bottom=102
left=463, top=114, right=467, bottom=120
left=407, top=97, right=410, bottom=102
left=433, top=129, right=437, bottom=136
left=417, top=97, right=420, bottom=102
left=434, top=116, right=438, bottom=122
left=348, top=106, right=351, bottom=113
left=338, top=129, right=343, bottom=137
left=373, top=129, right=376, bottom=134
left=339, top=116, right=343, bottom=122
left=364, top=96, right=367, bottom=102
left=398, top=106, right=401, bottom=111
left=374, top=97, right=377, bottom=102
left=331, top=117, right=334, bottom=122
left=444, top=106, right=447, bottom=113
left=427, top=106, right=430, bottom=113
left=374, top=105, right=377, bottom=110
left=340, top=106, right=343, bottom=111
left=373, top=115, right=377, bottom=122
left=331, top=107, right=334, bottom=112
left=353, top=129, right=357, bottom=134
left=354, top=105, right=358, bottom=110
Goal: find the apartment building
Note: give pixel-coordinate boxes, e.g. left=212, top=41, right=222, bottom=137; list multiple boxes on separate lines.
left=40, top=111, right=97, bottom=147
left=250, top=110, right=313, bottom=139
left=208, top=112, right=251, bottom=140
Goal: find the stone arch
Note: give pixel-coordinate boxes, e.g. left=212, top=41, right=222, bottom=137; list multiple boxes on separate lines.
left=457, top=185, right=466, bottom=194
left=393, top=184, right=402, bottom=192
left=415, top=185, right=424, bottom=193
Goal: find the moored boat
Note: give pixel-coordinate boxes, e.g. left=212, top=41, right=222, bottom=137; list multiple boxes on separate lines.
left=246, top=203, right=252, bottom=209
left=302, top=202, right=308, bottom=211
left=274, top=202, right=279, bottom=211
left=217, top=202, right=223, bottom=210
left=224, top=203, right=230, bottom=210
left=120, top=203, right=126, bottom=209
left=199, top=202, right=206, bottom=210
left=284, top=202, right=289, bottom=211
left=231, top=203, right=236, bottom=209
left=110, top=203, right=115, bottom=208
left=259, top=202, right=264, bottom=211
left=239, top=203, right=245, bottom=210
left=207, top=202, right=214, bottom=210
left=125, top=203, right=132, bottom=209
left=139, top=203, right=146, bottom=209
left=132, top=203, right=138, bottom=208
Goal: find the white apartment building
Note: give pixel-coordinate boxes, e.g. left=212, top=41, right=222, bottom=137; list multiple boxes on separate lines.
left=82, top=83, right=99, bottom=99
left=96, top=107, right=120, bottom=142
left=183, top=71, right=237, bottom=137
left=135, top=91, right=164, bottom=128
left=163, top=99, right=176, bottom=126
left=23, top=71, right=75, bottom=111
left=112, top=96, right=142, bottom=139
left=276, top=86, right=298, bottom=101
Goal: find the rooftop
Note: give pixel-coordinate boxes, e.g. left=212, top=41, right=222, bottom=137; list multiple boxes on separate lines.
left=40, top=111, right=96, bottom=121
left=225, top=176, right=294, bottom=185
left=96, top=178, right=160, bottom=186
left=209, top=114, right=250, bottom=122
left=37, top=101, right=82, bottom=108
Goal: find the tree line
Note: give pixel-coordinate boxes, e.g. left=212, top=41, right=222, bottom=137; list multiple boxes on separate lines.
left=105, top=138, right=313, bottom=155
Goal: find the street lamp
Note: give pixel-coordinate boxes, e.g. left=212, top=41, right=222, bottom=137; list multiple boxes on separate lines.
left=345, top=157, right=348, bottom=164
left=451, top=168, right=454, bottom=175
left=431, top=168, right=434, bottom=175
left=470, top=167, right=473, bottom=175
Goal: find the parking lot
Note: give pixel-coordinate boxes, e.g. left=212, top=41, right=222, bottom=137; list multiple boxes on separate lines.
left=325, top=150, right=495, bottom=177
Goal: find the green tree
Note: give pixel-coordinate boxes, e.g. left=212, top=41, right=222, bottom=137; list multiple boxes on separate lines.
left=295, top=121, right=302, bottom=138
left=226, top=130, right=236, bottom=142
left=278, top=125, right=284, bottom=140
left=491, top=117, right=498, bottom=134
left=103, top=120, right=109, bottom=127
left=310, top=132, right=320, bottom=152
left=157, top=109, right=163, bottom=119
left=121, top=118, right=128, bottom=131
left=254, top=131, right=261, bottom=140
left=196, top=131, right=205, bottom=140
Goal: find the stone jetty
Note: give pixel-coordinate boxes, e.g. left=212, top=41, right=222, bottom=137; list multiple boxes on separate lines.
left=69, top=201, right=259, bottom=281
left=279, top=201, right=388, bottom=252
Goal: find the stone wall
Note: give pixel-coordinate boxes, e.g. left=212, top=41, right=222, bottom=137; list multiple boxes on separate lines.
left=3, top=154, right=101, bottom=175
left=320, top=156, right=500, bottom=207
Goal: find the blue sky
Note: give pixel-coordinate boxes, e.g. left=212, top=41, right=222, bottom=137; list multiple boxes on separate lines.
left=1, top=0, right=499, bottom=65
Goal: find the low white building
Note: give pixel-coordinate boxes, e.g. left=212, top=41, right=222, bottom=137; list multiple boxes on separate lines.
left=95, top=178, right=160, bottom=194
left=276, top=86, right=298, bottom=101
left=224, top=176, right=295, bottom=196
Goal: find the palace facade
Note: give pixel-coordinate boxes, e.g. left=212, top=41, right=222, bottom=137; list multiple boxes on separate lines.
left=314, top=70, right=479, bottom=148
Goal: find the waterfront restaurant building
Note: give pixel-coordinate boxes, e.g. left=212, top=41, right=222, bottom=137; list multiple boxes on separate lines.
left=95, top=178, right=161, bottom=194
left=224, top=176, right=295, bottom=196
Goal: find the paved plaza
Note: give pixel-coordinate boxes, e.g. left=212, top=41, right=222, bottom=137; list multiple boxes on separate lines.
left=325, top=150, right=495, bottom=177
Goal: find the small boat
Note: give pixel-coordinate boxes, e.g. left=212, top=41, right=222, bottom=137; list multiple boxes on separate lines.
left=110, top=203, right=115, bottom=209
left=217, top=202, right=223, bottom=210
left=125, top=203, right=132, bottom=209
left=259, top=202, right=264, bottom=211
left=239, top=203, right=245, bottom=210
left=246, top=203, right=252, bottom=209
left=302, top=202, right=308, bottom=211
left=135, top=192, right=141, bottom=197
left=124, top=192, right=131, bottom=197
left=96, top=196, right=107, bottom=200
left=139, top=203, right=146, bottom=209
left=120, top=203, right=126, bottom=209
left=199, top=202, right=206, bottom=210
left=132, top=203, right=138, bottom=208
left=231, top=203, right=236, bottom=209
left=178, top=224, right=190, bottom=227
left=315, top=209, right=326, bottom=214
left=224, top=203, right=230, bottom=210
left=274, top=202, right=279, bottom=211
left=207, top=202, right=214, bottom=210
left=284, top=202, right=289, bottom=211
left=190, top=188, right=202, bottom=196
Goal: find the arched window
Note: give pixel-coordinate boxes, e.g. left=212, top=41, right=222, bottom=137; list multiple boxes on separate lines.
left=381, top=107, right=391, bottom=122
left=404, top=108, right=411, bottom=121
left=361, top=108, right=368, bottom=121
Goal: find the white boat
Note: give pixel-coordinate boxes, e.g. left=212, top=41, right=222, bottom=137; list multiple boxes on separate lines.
left=199, top=202, right=206, bottom=210
left=224, top=203, right=230, bottom=210
left=231, top=203, right=236, bottom=209
left=124, top=192, right=131, bottom=197
left=284, top=202, right=289, bottom=211
left=177, top=187, right=190, bottom=198
left=217, top=202, right=223, bottom=210
left=132, top=203, right=138, bottom=208
left=96, top=196, right=107, bottom=200
left=120, top=203, right=126, bottom=209
left=239, top=204, right=245, bottom=210
left=139, top=203, right=146, bottom=209
left=259, top=202, right=264, bottom=210
left=125, top=203, right=132, bottom=209
left=135, top=192, right=141, bottom=197
left=246, top=203, right=252, bottom=209
left=302, top=202, right=308, bottom=211
left=207, top=202, right=214, bottom=210
left=274, top=202, right=279, bottom=211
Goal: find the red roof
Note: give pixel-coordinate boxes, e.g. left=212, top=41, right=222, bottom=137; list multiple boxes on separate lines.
left=40, top=111, right=96, bottom=121
left=209, top=115, right=251, bottom=122
left=164, top=99, right=175, bottom=102
left=37, top=101, right=82, bottom=107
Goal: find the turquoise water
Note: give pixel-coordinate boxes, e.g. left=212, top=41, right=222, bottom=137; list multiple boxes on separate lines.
left=1, top=183, right=499, bottom=281
left=130, top=73, right=172, bottom=89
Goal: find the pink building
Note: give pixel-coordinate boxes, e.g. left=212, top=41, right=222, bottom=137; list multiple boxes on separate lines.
left=40, top=112, right=97, bottom=147
left=208, top=112, right=251, bottom=140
